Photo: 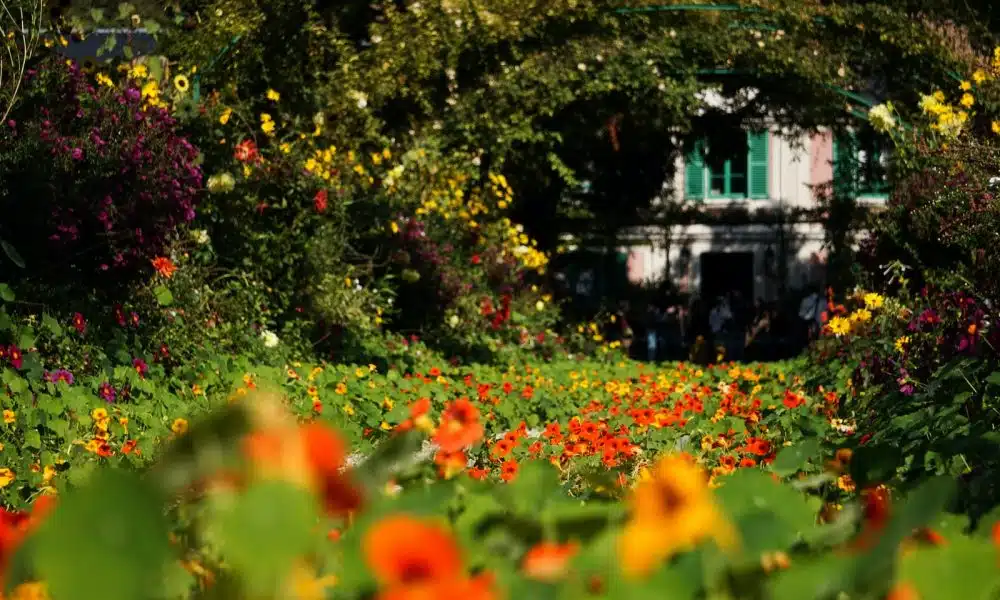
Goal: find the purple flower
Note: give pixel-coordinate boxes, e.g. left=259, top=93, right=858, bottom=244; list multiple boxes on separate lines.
left=98, top=381, right=116, bottom=403
left=45, top=369, right=75, bottom=385
left=70, top=147, right=83, bottom=160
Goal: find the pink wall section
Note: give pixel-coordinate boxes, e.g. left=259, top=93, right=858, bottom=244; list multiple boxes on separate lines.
left=810, top=131, right=833, bottom=200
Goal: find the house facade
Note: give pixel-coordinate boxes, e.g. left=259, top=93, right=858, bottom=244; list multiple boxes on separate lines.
left=620, top=123, right=888, bottom=304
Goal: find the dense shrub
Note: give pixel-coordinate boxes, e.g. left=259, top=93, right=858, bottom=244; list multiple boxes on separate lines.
left=0, top=59, right=202, bottom=286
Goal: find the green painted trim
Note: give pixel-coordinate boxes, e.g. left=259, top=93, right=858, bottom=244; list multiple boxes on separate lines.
left=192, top=34, right=244, bottom=102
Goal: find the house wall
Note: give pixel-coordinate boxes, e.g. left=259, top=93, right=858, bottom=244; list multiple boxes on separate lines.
left=624, top=128, right=843, bottom=300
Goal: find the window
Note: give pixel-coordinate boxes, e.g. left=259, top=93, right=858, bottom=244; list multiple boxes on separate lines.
left=684, top=130, right=769, bottom=200
left=834, top=128, right=890, bottom=198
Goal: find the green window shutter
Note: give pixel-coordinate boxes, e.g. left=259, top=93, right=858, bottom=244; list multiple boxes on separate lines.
left=833, top=133, right=858, bottom=197
left=747, top=131, right=769, bottom=199
left=685, top=140, right=706, bottom=199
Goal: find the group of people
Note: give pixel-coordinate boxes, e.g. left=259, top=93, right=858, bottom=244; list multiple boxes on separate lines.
left=624, top=286, right=826, bottom=363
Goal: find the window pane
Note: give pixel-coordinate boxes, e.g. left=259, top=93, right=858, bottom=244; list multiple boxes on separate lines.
left=710, top=174, right=726, bottom=196
left=729, top=174, right=747, bottom=196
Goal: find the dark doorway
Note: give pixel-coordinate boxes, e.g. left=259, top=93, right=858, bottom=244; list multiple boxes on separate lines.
left=700, top=251, right=754, bottom=302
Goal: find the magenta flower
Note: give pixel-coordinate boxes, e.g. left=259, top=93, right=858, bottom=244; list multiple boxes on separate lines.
left=98, top=382, right=116, bottom=403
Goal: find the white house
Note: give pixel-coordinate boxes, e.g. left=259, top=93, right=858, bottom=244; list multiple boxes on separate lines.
left=619, top=101, right=888, bottom=303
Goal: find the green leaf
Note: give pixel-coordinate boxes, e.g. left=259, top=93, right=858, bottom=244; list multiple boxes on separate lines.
left=153, top=285, right=174, bottom=306
left=505, top=460, right=561, bottom=514
left=35, top=469, right=171, bottom=600
left=219, top=481, right=319, bottom=594
left=90, top=8, right=104, bottom=22
left=24, top=429, right=41, bottom=450
left=0, top=240, right=25, bottom=269
left=117, top=2, right=135, bottom=20
left=900, top=536, right=1000, bottom=600
left=714, top=470, right=815, bottom=557
left=144, top=19, right=161, bottom=34
left=41, top=315, right=62, bottom=338
left=770, top=438, right=821, bottom=476
left=0, top=284, right=13, bottom=302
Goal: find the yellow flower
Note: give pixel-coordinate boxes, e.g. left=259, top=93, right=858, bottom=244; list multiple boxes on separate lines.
left=95, top=72, right=114, bottom=87
left=8, top=581, right=47, bottom=600
left=128, top=63, right=148, bottom=79
left=992, top=121, right=1000, bottom=135
left=335, top=382, right=348, bottom=395
left=141, top=80, right=159, bottom=100
left=91, top=407, right=109, bottom=422
left=342, top=403, right=355, bottom=416
left=173, top=74, right=190, bottom=93
left=260, top=114, right=276, bottom=136
left=828, top=316, right=851, bottom=337
left=280, top=142, right=291, bottom=154
left=960, top=80, right=972, bottom=91
left=220, top=107, right=233, bottom=125
left=285, top=561, right=337, bottom=600
left=863, top=292, right=884, bottom=310
left=0, top=468, right=15, bottom=487
left=619, top=455, right=736, bottom=578
left=837, top=474, right=856, bottom=493
left=354, top=367, right=367, bottom=378
left=850, top=308, right=872, bottom=322
left=266, top=88, right=281, bottom=101
left=43, top=465, right=57, bottom=483
left=960, top=93, right=975, bottom=108
left=192, top=384, right=204, bottom=396
left=895, top=336, right=910, bottom=353
left=2, top=410, right=14, bottom=424
left=171, top=418, right=189, bottom=435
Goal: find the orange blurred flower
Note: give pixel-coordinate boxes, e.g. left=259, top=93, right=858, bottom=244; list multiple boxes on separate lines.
left=522, top=541, right=579, bottom=582
left=0, top=496, right=55, bottom=586
left=362, top=514, right=497, bottom=600
left=244, top=420, right=362, bottom=516
left=433, top=398, right=484, bottom=452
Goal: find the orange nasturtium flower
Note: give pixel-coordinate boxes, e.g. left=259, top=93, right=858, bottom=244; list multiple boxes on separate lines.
left=362, top=514, right=496, bottom=600
left=522, top=541, right=579, bottom=582
left=432, top=398, right=484, bottom=452
left=243, top=408, right=362, bottom=517
left=619, top=455, right=736, bottom=578
left=151, top=256, right=177, bottom=279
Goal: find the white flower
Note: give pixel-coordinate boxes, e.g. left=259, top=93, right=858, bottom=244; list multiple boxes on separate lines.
left=448, top=314, right=460, bottom=328
left=869, top=103, right=896, bottom=132
left=260, top=330, right=279, bottom=348
left=191, top=229, right=210, bottom=245
left=535, top=300, right=545, bottom=311
left=371, top=34, right=382, bottom=44
left=349, top=90, right=368, bottom=109
left=472, top=156, right=482, bottom=166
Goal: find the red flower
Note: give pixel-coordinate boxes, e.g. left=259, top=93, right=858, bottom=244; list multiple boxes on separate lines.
left=471, top=255, right=481, bottom=265
left=314, top=189, right=328, bottom=213
left=72, top=312, right=86, bottom=334
left=151, top=256, right=177, bottom=279
left=233, top=139, right=259, bottom=163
